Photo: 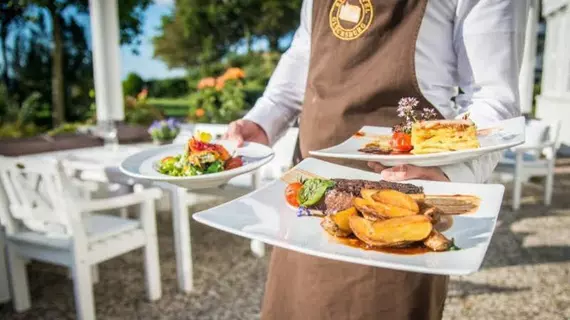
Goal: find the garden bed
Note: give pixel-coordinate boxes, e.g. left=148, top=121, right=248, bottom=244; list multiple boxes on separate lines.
left=0, top=124, right=151, bottom=156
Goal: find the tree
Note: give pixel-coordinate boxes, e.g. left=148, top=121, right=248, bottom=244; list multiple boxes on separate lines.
left=0, top=3, right=24, bottom=89
left=252, top=0, right=302, bottom=51
left=9, top=0, right=152, bottom=127
left=153, top=0, right=302, bottom=71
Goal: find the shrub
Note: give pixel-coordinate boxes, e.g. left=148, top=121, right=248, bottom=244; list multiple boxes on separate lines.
left=123, top=72, right=145, bottom=96
left=124, top=94, right=164, bottom=126
left=188, top=68, right=248, bottom=124
left=0, top=87, right=44, bottom=139
left=147, top=77, right=190, bottom=98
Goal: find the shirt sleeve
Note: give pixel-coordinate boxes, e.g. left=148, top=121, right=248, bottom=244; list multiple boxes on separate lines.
left=243, top=0, right=312, bottom=145
left=440, top=0, right=528, bottom=183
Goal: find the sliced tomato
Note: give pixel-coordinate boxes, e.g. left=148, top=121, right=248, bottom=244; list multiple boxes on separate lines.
left=161, top=156, right=175, bottom=163
left=390, top=132, right=413, bottom=153
left=224, top=157, right=243, bottom=170
left=285, top=182, right=303, bottom=207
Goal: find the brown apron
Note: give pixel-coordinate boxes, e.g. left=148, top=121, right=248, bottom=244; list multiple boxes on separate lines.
left=262, top=1, right=449, bottom=319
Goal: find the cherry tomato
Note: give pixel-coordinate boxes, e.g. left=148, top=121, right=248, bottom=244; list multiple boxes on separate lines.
left=224, top=157, right=243, bottom=170
left=285, top=182, right=303, bottom=207
left=390, top=132, right=413, bottom=153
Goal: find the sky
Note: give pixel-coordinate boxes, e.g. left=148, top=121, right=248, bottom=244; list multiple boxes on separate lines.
left=120, top=0, right=187, bottom=80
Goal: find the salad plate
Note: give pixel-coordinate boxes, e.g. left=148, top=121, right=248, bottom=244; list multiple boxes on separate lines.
left=193, top=158, right=504, bottom=276
left=119, top=139, right=274, bottom=189
left=309, top=116, right=526, bottom=167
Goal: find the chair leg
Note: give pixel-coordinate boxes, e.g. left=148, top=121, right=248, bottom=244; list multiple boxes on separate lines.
left=544, top=166, right=555, bottom=206
left=250, top=240, right=266, bottom=258
left=513, top=153, right=523, bottom=211
left=6, top=247, right=31, bottom=312
left=71, top=259, right=95, bottom=320
left=140, top=197, right=162, bottom=301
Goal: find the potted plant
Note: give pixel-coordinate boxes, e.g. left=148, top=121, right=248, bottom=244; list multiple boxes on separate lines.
left=148, top=118, right=181, bottom=145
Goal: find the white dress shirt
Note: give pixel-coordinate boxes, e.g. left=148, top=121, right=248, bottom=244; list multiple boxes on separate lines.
left=245, top=0, right=529, bottom=183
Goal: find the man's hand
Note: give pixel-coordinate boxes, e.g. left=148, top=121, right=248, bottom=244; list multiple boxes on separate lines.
left=367, top=162, right=449, bottom=182
left=223, top=119, right=269, bottom=147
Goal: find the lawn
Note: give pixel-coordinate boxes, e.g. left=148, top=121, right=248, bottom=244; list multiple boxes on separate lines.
left=147, top=98, right=189, bottom=118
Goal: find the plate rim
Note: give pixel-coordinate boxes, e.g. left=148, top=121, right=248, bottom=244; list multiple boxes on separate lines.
left=119, top=141, right=275, bottom=182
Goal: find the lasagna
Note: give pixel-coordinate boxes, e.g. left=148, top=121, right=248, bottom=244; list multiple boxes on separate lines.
left=410, top=119, right=480, bottom=154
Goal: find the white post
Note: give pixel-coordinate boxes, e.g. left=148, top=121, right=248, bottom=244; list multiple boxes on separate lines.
left=519, top=0, right=540, bottom=114
left=88, top=0, right=125, bottom=122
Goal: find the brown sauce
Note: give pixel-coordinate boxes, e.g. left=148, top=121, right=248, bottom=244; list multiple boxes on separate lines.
left=332, top=236, right=433, bottom=255
left=354, top=131, right=366, bottom=137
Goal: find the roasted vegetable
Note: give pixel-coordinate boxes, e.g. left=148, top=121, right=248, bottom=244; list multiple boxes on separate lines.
left=353, top=197, right=417, bottom=219
left=321, top=216, right=352, bottom=237
left=349, top=215, right=433, bottom=247
left=330, top=207, right=358, bottom=232
left=423, top=230, right=453, bottom=251
left=418, top=202, right=442, bottom=224
left=423, top=195, right=480, bottom=215
left=371, top=189, right=420, bottom=213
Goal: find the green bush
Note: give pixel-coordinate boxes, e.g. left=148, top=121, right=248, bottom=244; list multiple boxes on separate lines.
left=0, top=86, right=44, bottom=139
left=146, top=77, right=190, bottom=98
left=123, top=72, right=145, bottom=96
left=46, top=123, right=85, bottom=136
left=124, top=96, right=164, bottom=126
left=188, top=68, right=248, bottom=124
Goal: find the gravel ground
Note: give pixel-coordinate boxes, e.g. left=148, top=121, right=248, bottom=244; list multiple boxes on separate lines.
left=1, top=174, right=569, bottom=320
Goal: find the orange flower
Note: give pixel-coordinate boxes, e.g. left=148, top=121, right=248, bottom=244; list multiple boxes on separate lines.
left=215, top=76, right=226, bottom=90
left=137, top=88, right=148, bottom=101
left=222, top=67, right=245, bottom=81
left=197, top=77, right=216, bottom=90
left=195, top=108, right=205, bottom=117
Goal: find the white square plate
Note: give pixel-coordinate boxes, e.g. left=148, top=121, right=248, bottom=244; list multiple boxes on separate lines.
left=309, top=116, right=526, bottom=167
left=193, top=158, right=505, bottom=276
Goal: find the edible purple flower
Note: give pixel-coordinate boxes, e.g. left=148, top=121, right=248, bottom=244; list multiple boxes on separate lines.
left=296, top=206, right=311, bottom=217
left=422, top=107, right=438, bottom=120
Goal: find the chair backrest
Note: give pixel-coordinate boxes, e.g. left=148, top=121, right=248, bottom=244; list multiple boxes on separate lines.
left=514, top=119, right=561, bottom=158
left=0, top=157, right=78, bottom=236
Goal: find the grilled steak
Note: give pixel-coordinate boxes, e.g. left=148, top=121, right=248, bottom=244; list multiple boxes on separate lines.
left=323, top=189, right=355, bottom=214
left=331, top=179, right=423, bottom=195
left=314, top=179, right=423, bottom=215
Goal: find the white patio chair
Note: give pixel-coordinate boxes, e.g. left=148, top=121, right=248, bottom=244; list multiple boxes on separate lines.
left=494, top=119, right=561, bottom=210
left=0, top=157, right=163, bottom=320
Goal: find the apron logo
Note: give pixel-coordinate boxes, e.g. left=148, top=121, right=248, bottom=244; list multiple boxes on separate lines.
left=329, top=0, right=374, bottom=41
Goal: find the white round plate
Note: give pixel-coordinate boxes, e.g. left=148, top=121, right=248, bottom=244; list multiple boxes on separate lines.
left=119, top=140, right=274, bottom=189
left=309, top=116, right=526, bottom=167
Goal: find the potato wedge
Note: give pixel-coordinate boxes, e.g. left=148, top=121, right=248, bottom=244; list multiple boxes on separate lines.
left=321, top=216, right=352, bottom=237
left=353, top=197, right=417, bottom=219
left=349, top=215, right=433, bottom=247
left=423, top=230, right=452, bottom=251
left=418, top=201, right=442, bottom=224
left=360, top=189, right=378, bottom=202
left=330, top=207, right=358, bottom=232
left=371, top=189, right=420, bottom=213
left=409, top=193, right=426, bottom=202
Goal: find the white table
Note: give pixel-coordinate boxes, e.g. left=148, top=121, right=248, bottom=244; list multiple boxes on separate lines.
left=17, top=144, right=198, bottom=293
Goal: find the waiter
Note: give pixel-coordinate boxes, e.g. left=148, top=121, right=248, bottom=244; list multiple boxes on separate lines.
left=225, top=0, right=528, bottom=319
